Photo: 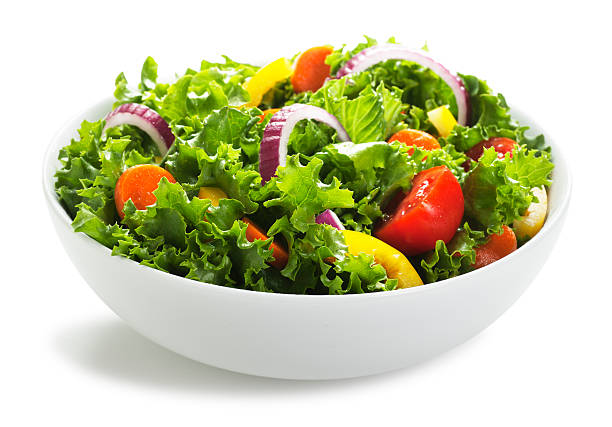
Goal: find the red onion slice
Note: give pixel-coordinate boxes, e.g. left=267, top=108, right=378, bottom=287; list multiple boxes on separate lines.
left=104, top=103, right=175, bottom=155
left=336, top=44, right=470, bottom=126
left=259, top=104, right=351, bottom=183
left=315, top=209, right=345, bottom=230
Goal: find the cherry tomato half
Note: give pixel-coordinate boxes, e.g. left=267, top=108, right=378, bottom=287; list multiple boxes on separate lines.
left=375, top=166, right=464, bottom=256
left=472, top=225, right=517, bottom=269
left=388, top=129, right=441, bottom=155
left=466, top=137, right=517, bottom=161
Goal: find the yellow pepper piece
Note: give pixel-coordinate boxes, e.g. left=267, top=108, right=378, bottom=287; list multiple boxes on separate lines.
left=243, top=58, right=293, bottom=107
left=198, top=187, right=228, bottom=207
left=513, top=186, right=548, bottom=239
left=341, top=230, right=423, bottom=289
left=427, top=106, right=458, bottom=138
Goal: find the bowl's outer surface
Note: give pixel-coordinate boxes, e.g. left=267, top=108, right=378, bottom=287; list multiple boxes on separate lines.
left=43, top=98, right=571, bottom=380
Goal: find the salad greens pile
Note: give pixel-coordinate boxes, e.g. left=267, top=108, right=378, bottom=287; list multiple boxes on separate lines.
left=55, top=37, right=553, bottom=294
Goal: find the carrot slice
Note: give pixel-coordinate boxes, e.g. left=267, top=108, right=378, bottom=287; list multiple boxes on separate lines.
left=114, top=164, right=176, bottom=219
left=388, top=129, right=441, bottom=155
left=291, top=46, right=333, bottom=93
left=242, top=217, right=288, bottom=269
left=257, top=108, right=281, bottom=123
left=472, top=225, right=517, bottom=269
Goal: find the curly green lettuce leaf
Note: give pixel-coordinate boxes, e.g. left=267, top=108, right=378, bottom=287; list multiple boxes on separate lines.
left=212, top=220, right=275, bottom=289
left=419, top=223, right=485, bottom=283
left=331, top=253, right=397, bottom=293
left=57, top=119, right=105, bottom=167
left=182, top=106, right=263, bottom=163
left=365, top=57, right=458, bottom=118
left=463, top=146, right=554, bottom=232
left=55, top=156, right=101, bottom=217
left=55, top=119, right=155, bottom=222
left=443, top=74, right=548, bottom=152
left=287, top=119, right=338, bottom=157
left=165, top=142, right=260, bottom=213
left=266, top=219, right=395, bottom=294
left=298, top=78, right=405, bottom=143
left=330, top=86, right=385, bottom=143
left=317, top=141, right=416, bottom=201
left=72, top=203, right=137, bottom=250
left=115, top=179, right=277, bottom=289
left=114, top=56, right=169, bottom=110
left=114, top=56, right=257, bottom=124
left=263, top=156, right=354, bottom=232
left=271, top=220, right=347, bottom=294
left=260, top=78, right=294, bottom=110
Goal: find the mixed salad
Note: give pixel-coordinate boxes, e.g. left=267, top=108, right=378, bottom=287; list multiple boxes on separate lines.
left=54, top=37, right=554, bottom=294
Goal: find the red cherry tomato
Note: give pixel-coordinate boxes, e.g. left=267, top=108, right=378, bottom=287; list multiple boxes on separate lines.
left=466, top=137, right=517, bottom=161
left=291, top=46, right=333, bottom=93
left=375, top=166, right=464, bottom=256
left=115, top=164, right=176, bottom=219
left=472, top=225, right=517, bottom=269
left=388, top=129, right=441, bottom=156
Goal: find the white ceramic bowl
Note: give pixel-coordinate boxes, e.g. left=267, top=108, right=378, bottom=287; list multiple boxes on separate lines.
left=43, top=98, right=571, bottom=380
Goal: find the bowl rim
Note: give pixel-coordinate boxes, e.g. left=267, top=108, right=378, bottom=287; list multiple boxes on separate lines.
left=43, top=96, right=572, bottom=301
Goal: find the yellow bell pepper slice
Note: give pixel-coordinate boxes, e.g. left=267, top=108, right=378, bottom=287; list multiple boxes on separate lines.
left=427, top=106, right=458, bottom=138
left=243, top=58, right=293, bottom=107
left=198, top=187, right=228, bottom=207
left=513, top=186, right=548, bottom=239
left=342, top=230, right=423, bottom=289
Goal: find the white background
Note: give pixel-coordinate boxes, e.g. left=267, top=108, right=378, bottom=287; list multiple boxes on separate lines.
left=2, top=1, right=611, bottom=425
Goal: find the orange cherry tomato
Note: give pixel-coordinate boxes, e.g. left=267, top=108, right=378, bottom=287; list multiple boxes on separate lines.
left=388, top=129, right=441, bottom=155
left=375, top=166, right=464, bottom=256
left=114, top=164, right=176, bottom=219
left=472, top=225, right=517, bottom=269
left=291, top=46, right=333, bottom=93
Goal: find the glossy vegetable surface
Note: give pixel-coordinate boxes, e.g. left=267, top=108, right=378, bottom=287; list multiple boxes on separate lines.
left=114, top=165, right=176, bottom=219
left=388, top=129, right=440, bottom=155
left=466, top=137, right=517, bottom=161
left=291, top=46, right=333, bottom=93
left=342, top=230, right=423, bottom=288
left=427, top=106, right=457, bottom=137
left=197, top=186, right=230, bottom=207
left=244, top=58, right=293, bottom=107
left=513, top=186, right=548, bottom=239
left=472, top=225, right=517, bottom=269
left=375, top=166, right=464, bottom=255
